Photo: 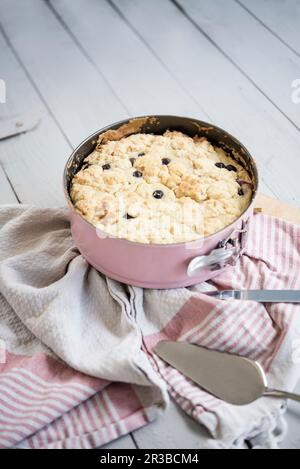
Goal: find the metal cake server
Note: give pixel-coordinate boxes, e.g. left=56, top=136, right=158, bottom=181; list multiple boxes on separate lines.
left=155, top=341, right=300, bottom=405
left=203, top=289, right=300, bottom=303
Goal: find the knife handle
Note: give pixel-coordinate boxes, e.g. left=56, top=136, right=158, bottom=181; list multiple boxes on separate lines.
left=203, top=290, right=237, bottom=300
left=264, top=388, right=300, bottom=403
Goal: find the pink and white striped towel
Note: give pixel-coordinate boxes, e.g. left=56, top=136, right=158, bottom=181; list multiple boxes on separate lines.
left=0, top=205, right=299, bottom=449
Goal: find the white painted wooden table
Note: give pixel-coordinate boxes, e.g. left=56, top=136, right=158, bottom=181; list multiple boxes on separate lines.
left=0, top=0, right=299, bottom=449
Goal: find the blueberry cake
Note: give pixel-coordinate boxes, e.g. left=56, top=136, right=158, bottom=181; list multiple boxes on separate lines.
left=70, top=131, right=253, bottom=244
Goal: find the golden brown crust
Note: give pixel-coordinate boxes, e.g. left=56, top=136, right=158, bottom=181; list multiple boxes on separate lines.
left=70, top=131, right=253, bottom=243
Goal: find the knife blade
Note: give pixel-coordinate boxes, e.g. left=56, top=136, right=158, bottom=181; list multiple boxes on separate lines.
left=203, top=289, right=300, bottom=303
left=155, top=341, right=267, bottom=405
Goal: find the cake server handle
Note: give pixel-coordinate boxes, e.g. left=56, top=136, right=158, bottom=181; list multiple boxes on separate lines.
left=264, top=388, right=300, bottom=403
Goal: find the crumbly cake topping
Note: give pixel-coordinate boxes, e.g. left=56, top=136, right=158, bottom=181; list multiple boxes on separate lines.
left=70, top=131, right=253, bottom=244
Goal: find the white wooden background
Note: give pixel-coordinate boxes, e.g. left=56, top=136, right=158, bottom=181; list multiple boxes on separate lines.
left=0, top=0, right=300, bottom=449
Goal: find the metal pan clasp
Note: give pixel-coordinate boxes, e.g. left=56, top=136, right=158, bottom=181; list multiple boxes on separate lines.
left=187, top=219, right=249, bottom=277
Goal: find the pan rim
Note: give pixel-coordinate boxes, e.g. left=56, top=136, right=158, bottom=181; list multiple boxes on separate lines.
left=63, top=114, right=259, bottom=248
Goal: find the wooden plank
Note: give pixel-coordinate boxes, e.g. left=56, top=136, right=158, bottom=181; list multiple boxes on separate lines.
left=176, top=0, right=300, bottom=128
left=0, top=0, right=282, bottom=203
left=128, top=400, right=245, bottom=449
left=282, top=380, right=300, bottom=449
left=0, top=30, right=71, bottom=206
left=240, top=0, right=300, bottom=56
left=103, top=434, right=136, bottom=449
left=49, top=0, right=276, bottom=202
left=0, top=164, right=18, bottom=203
left=50, top=0, right=207, bottom=118
left=131, top=400, right=211, bottom=449
left=0, top=0, right=288, bottom=204
left=0, top=0, right=128, bottom=147
left=112, top=0, right=300, bottom=207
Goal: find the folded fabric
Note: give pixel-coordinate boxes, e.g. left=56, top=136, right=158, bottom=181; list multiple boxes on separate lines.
left=0, top=205, right=299, bottom=449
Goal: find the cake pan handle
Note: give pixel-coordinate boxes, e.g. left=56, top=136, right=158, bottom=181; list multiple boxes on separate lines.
left=187, top=219, right=249, bottom=277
